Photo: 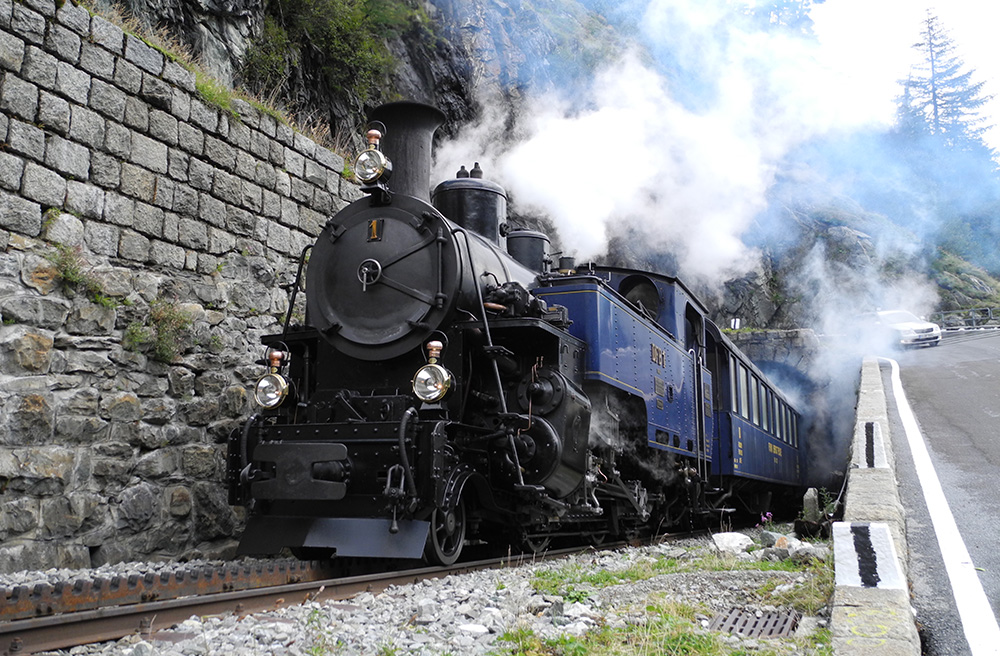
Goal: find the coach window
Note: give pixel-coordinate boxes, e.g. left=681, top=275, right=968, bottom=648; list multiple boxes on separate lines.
left=792, top=415, right=799, bottom=447
left=730, top=356, right=739, bottom=414
left=750, top=378, right=760, bottom=426
left=782, top=406, right=790, bottom=444
left=739, top=365, right=750, bottom=420
left=776, top=402, right=784, bottom=441
left=762, top=390, right=770, bottom=432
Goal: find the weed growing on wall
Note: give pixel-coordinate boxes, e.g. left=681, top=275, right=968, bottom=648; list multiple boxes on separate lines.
left=124, top=299, right=194, bottom=363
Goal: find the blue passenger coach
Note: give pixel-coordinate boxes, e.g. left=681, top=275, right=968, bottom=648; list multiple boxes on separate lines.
left=536, top=264, right=802, bottom=516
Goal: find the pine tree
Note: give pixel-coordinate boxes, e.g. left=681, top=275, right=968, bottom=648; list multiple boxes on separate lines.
left=901, top=11, right=993, bottom=152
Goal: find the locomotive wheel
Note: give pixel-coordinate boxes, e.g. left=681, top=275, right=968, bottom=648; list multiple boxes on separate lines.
left=425, top=499, right=466, bottom=566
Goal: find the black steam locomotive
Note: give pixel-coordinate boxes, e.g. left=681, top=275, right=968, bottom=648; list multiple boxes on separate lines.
left=227, top=102, right=805, bottom=564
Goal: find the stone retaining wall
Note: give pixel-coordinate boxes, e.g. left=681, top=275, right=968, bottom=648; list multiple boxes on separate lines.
left=0, top=0, right=358, bottom=571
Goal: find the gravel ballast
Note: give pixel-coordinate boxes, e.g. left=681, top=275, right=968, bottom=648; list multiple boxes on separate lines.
left=32, top=530, right=832, bottom=656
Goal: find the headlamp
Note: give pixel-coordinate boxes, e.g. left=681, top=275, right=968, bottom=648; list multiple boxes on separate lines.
left=412, top=364, right=453, bottom=403
left=355, top=148, right=389, bottom=184
left=254, top=373, right=289, bottom=408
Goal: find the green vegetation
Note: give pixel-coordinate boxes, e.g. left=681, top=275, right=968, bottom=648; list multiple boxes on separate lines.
left=241, top=0, right=428, bottom=106
left=45, top=243, right=115, bottom=307
left=502, top=543, right=833, bottom=656
left=123, top=299, right=194, bottom=363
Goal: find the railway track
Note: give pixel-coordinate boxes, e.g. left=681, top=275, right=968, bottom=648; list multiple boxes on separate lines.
left=0, top=546, right=597, bottom=655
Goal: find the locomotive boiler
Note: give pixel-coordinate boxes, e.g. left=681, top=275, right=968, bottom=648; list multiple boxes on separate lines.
left=227, top=102, right=806, bottom=564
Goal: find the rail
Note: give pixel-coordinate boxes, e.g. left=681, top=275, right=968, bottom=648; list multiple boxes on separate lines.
left=0, top=544, right=628, bottom=655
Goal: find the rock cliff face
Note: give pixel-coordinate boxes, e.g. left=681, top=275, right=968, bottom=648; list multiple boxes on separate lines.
left=109, top=0, right=262, bottom=87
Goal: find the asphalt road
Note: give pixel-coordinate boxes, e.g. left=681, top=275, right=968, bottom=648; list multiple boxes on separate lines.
left=882, top=331, right=1000, bottom=655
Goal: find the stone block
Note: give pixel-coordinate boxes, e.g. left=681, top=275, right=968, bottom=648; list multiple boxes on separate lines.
left=0, top=291, right=71, bottom=328
left=0, top=497, right=40, bottom=538
left=293, top=132, right=317, bottom=159
left=113, top=58, right=141, bottom=94
left=178, top=120, right=204, bottom=155
left=284, top=146, right=305, bottom=178
left=162, top=60, right=195, bottom=92
left=120, top=162, right=156, bottom=201
left=90, top=151, right=121, bottom=188
left=134, top=201, right=164, bottom=237
left=135, top=448, right=181, bottom=480
left=22, top=0, right=54, bottom=17
left=55, top=60, right=90, bottom=104
left=225, top=205, right=255, bottom=237
left=0, top=393, right=55, bottom=446
left=124, top=35, right=163, bottom=75
left=103, top=191, right=136, bottom=226
left=204, top=135, right=236, bottom=170
left=11, top=4, right=45, bottom=45
left=45, top=134, right=90, bottom=179
left=182, top=445, right=218, bottom=478
left=193, top=481, right=237, bottom=540
left=90, top=16, right=124, bottom=55
left=38, top=90, right=70, bottom=134
left=118, top=229, right=150, bottom=261
left=172, top=185, right=197, bottom=217
left=240, top=179, right=262, bottom=212
left=79, top=41, right=115, bottom=80
left=151, top=175, right=174, bottom=210
left=207, top=227, right=235, bottom=254
left=1, top=73, right=39, bottom=122
left=89, top=78, right=126, bottom=120
left=43, top=206, right=86, bottom=242
left=130, top=133, right=169, bottom=174
left=261, top=189, right=280, bottom=218
left=303, top=159, right=328, bottom=187
left=45, top=22, right=81, bottom=63
left=167, top=148, right=190, bottom=182
left=0, top=325, right=54, bottom=374
left=117, top=482, right=159, bottom=532
left=68, top=104, right=106, bottom=149
left=188, top=159, right=214, bottom=193
left=139, top=73, right=171, bottom=111
left=170, top=85, right=191, bottom=121
left=178, top=217, right=208, bottom=250
left=21, top=161, right=66, bottom=207
left=149, top=239, right=185, bottom=268
left=66, top=301, right=115, bottom=335
left=198, top=192, right=225, bottom=227
left=22, top=44, right=57, bottom=88
left=0, top=152, right=25, bottom=191
left=149, top=109, right=178, bottom=145
left=103, top=120, right=131, bottom=158
left=57, top=1, right=91, bottom=36
left=20, top=251, right=58, bottom=294
left=188, top=98, right=218, bottom=132
left=84, top=221, right=119, bottom=256
left=212, top=169, right=240, bottom=204
left=0, top=29, right=23, bottom=72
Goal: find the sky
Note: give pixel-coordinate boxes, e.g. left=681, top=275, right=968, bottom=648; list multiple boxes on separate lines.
left=811, top=0, right=1000, bottom=150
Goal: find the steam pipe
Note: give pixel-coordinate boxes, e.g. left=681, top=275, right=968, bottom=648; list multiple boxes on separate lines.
left=369, top=102, right=446, bottom=203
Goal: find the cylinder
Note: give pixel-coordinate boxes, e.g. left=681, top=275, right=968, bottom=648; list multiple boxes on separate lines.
left=432, top=166, right=508, bottom=246
left=506, top=228, right=551, bottom=273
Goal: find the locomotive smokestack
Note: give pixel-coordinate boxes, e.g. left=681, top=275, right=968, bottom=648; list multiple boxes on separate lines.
left=368, top=102, right=445, bottom=203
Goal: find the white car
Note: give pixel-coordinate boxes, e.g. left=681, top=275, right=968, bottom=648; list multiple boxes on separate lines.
left=872, top=310, right=942, bottom=348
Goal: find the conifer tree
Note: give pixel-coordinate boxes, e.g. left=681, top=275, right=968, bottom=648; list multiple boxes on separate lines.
left=900, top=11, right=993, bottom=152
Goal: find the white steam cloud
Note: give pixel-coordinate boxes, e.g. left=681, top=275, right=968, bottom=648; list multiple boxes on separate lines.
left=434, top=0, right=894, bottom=288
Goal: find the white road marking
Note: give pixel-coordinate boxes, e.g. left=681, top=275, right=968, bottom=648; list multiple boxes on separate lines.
left=883, top=357, right=1000, bottom=654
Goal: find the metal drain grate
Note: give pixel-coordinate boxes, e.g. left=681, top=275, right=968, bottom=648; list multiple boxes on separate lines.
left=708, top=608, right=801, bottom=638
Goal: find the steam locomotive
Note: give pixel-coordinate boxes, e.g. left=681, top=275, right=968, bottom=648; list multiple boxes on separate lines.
left=227, top=102, right=805, bottom=564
